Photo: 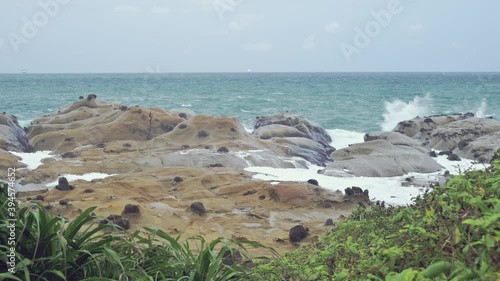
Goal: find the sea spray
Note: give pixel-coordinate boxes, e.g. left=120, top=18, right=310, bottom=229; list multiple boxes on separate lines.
left=381, top=94, right=432, bottom=131
left=474, top=99, right=488, bottom=118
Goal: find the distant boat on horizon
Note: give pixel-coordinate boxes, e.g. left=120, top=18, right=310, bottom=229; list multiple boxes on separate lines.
left=21, top=69, right=27, bottom=74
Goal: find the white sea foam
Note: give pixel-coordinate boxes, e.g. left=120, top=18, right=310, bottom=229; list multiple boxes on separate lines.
left=474, top=99, right=488, bottom=118
left=181, top=104, right=192, bottom=107
left=381, top=93, right=432, bottom=131
left=327, top=129, right=365, bottom=149
left=434, top=152, right=489, bottom=174
left=11, top=151, right=53, bottom=170
left=245, top=165, right=423, bottom=206
left=46, top=173, right=114, bottom=187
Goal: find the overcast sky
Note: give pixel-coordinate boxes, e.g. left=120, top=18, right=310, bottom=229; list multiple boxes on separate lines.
left=0, top=0, right=499, bottom=73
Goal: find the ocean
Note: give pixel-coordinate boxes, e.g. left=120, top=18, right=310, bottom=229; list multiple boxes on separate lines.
left=1, top=72, right=499, bottom=134
left=4, top=72, right=498, bottom=204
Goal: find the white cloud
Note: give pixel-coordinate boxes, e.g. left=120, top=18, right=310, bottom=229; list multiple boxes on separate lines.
left=242, top=43, right=273, bottom=52
left=302, top=35, right=316, bottom=50
left=114, top=5, right=141, bottom=13
left=151, top=6, right=170, bottom=15
left=410, top=24, right=424, bottom=32
left=324, top=22, right=341, bottom=33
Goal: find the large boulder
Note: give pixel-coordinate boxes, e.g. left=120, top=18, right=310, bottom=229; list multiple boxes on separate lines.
left=324, top=140, right=442, bottom=177
left=254, top=113, right=332, bottom=144
left=392, top=113, right=500, bottom=163
left=0, top=113, right=32, bottom=152
left=253, top=113, right=335, bottom=165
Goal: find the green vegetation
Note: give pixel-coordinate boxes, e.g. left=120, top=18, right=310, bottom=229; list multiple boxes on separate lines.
left=0, top=188, right=270, bottom=281
left=251, top=151, right=500, bottom=280
left=1, top=150, right=499, bottom=280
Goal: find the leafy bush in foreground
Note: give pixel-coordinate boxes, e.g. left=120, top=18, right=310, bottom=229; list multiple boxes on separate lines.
left=250, top=151, right=500, bottom=280
left=0, top=187, right=269, bottom=281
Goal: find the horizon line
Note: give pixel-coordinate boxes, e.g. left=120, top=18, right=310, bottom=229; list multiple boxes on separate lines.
left=1, top=71, right=500, bottom=75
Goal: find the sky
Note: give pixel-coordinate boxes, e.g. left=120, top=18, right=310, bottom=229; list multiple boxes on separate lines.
left=0, top=0, right=499, bottom=73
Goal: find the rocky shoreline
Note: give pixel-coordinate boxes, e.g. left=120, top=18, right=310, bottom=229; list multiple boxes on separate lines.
left=1, top=95, right=499, bottom=254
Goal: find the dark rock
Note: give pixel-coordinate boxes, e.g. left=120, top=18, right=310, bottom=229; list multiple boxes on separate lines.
left=64, top=137, right=74, bottom=142
left=55, top=177, right=74, bottom=191
left=423, top=118, right=435, bottom=124
left=100, top=215, right=130, bottom=230
left=289, top=225, right=308, bottom=242
left=86, top=94, right=97, bottom=101
left=180, top=144, right=190, bottom=149
left=172, top=176, right=183, bottom=184
left=178, top=123, right=187, bottom=129
left=0, top=113, right=33, bottom=152
left=324, top=218, right=334, bottom=226
left=429, top=150, right=438, bottom=157
left=178, top=113, right=187, bottom=119
left=197, top=130, right=209, bottom=138
left=83, top=188, right=94, bottom=193
left=35, top=195, right=45, bottom=201
left=438, top=150, right=453, bottom=156
left=96, top=143, right=105, bottom=148
left=447, top=153, right=462, bottom=161
left=222, top=249, right=243, bottom=266
left=457, top=140, right=469, bottom=150
left=345, top=187, right=353, bottom=196
left=161, top=124, right=174, bottom=132
left=307, top=179, right=319, bottom=186
left=190, top=202, right=206, bottom=216
left=119, top=105, right=128, bottom=111
left=61, top=152, right=78, bottom=158
left=123, top=143, right=132, bottom=148
left=59, top=199, right=69, bottom=206
left=123, top=204, right=140, bottom=215
left=230, top=128, right=237, bottom=132
left=208, top=163, right=224, bottom=168
left=217, top=147, right=229, bottom=153
left=258, top=195, right=266, bottom=200
left=79, top=96, right=84, bottom=100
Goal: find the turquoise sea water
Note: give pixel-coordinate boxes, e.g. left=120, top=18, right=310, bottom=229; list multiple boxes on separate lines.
left=1, top=72, right=499, bottom=132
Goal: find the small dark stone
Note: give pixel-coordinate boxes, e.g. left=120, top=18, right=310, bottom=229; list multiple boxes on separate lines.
left=429, top=151, right=438, bottom=157
left=178, top=123, right=187, bottom=129
left=86, top=94, right=97, bottom=101
left=161, top=124, right=174, bottom=132
left=79, top=96, right=84, bottom=100
left=208, top=163, right=224, bottom=168
left=258, top=195, right=266, bottom=200
left=56, top=177, right=74, bottom=191
left=457, top=140, right=469, bottom=150
left=27, top=197, right=32, bottom=200
left=324, top=218, right=334, bottom=226
left=83, top=189, right=95, bottom=193
left=180, top=144, right=190, bottom=149
left=101, top=215, right=130, bottom=230
left=35, top=195, right=45, bottom=201
left=447, top=154, right=462, bottom=161
left=119, top=105, right=128, bottom=111
left=123, top=204, right=140, bottom=215
left=289, top=225, right=308, bottom=242
left=222, top=249, right=243, bottom=266
left=190, top=202, right=206, bottom=216
left=197, top=130, right=209, bottom=138
left=59, top=199, right=69, bottom=206
left=344, top=187, right=353, bottom=196
left=204, top=145, right=212, bottom=149
left=307, top=179, right=319, bottom=186
left=423, top=118, right=434, bottom=124
left=96, top=143, right=106, bottom=148
left=64, top=137, right=74, bottom=142
left=217, top=147, right=229, bottom=153
left=123, top=143, right=132, bottom=148
left=61, top=152, right=77, bottom=158
left=438, top=150, right=452, bottom=156
left=172, top=176, right=183, bottom=184
left=230, top=128, right=237, bottom=132
left=178, top=113, right=187, bottom=119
